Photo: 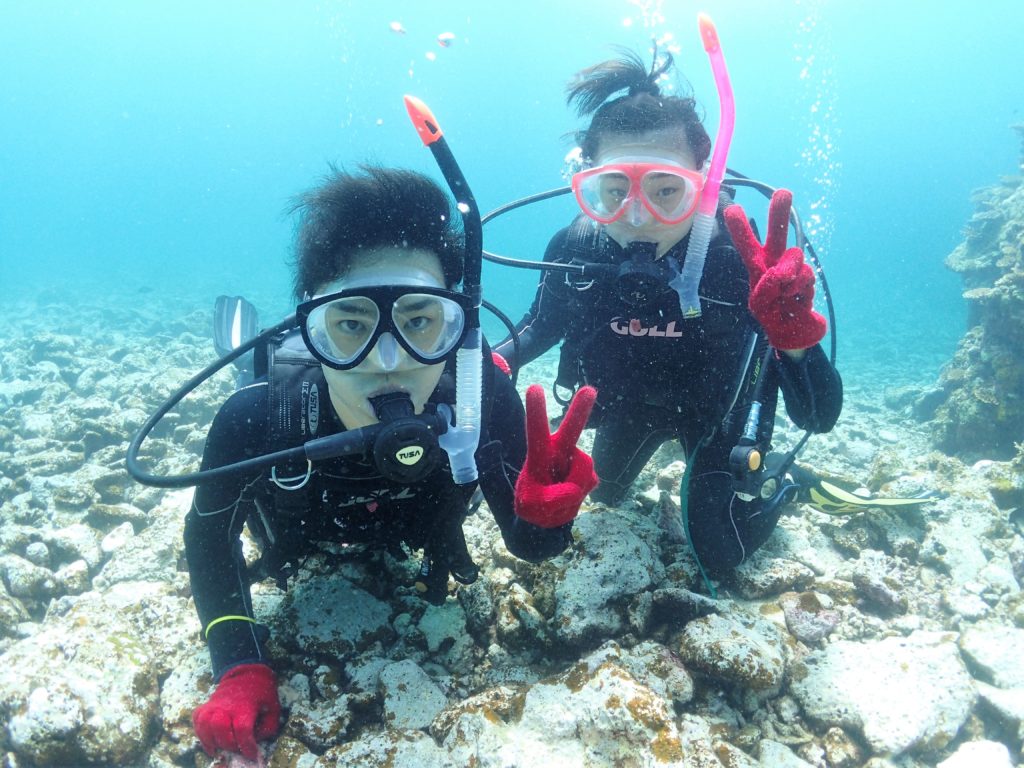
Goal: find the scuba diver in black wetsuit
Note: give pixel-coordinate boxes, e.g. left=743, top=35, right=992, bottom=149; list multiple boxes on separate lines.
left=492, top=42, right=843, bottom=584
left=126, top=100, right=597, bottom=763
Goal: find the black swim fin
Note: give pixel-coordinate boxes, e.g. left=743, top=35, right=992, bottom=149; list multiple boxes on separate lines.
left=214, top=295, right=259, bottom=358
left=213, top=295, right=259, bottom=386
left=789, top=464, right=942, bottom=516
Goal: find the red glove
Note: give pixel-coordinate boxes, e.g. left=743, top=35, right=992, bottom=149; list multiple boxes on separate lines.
left=491, top=351, right=512, bottom=377
left=514, top=385, right=598, bottom=527
left=724, top=189, right=827, bottom=351
left=193, top=663, right=280, bottom=761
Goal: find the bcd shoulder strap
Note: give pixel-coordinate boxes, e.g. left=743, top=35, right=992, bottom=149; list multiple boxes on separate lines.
left=552, top=215, right=607, bottom=404
left=248, top=329, right=326, bottom=586
left=266, top=328, right=326, bottom=451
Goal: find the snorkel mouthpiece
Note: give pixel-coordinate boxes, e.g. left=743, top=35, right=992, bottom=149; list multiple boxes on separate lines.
left=673, top=13, right=736, bottom=319
left=405, top=94, right=483, bottom=484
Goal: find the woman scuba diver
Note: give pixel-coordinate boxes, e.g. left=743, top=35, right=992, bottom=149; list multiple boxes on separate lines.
left=491, top=22, right=843, bottom=588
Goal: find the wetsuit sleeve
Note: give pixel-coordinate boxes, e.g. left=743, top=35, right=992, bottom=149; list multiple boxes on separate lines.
left=493, top=227, right=576, bottom=370
left=476, top=364, right=573, bottom=560
left=183, top=383, right=272, bottom=679
left=774, top=345, right=843, bottom=432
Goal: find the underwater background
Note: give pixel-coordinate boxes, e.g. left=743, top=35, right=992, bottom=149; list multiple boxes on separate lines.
left=2, top=0, right=1022, bottom=379
left=4, top=3, right=1024, bottom=767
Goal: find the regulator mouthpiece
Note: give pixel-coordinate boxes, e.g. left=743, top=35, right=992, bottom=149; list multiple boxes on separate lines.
left=369, top=391, right=416, bottom=422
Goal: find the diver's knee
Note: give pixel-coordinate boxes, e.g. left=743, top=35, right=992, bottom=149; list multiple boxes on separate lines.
left=589, top=479, right=628, bottom=506
left=692, top=540, right=744, bottom=576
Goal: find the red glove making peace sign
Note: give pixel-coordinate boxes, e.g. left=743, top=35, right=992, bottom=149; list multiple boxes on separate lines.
left=724, top=189, right=827, bottom=351
left=514, top=385, right=598, bottom=528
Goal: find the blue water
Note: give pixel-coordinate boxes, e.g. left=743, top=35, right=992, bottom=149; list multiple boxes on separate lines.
left=2, top=0, right=1022, bottom=377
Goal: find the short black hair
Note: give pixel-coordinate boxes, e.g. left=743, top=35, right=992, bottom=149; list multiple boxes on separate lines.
left=567, top=47, right=711, bottom=166
left=290, top=165, right=464, bottom=301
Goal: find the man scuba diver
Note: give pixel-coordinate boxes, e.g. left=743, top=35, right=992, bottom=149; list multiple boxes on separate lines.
left=127, top=99, right=598, bottom=763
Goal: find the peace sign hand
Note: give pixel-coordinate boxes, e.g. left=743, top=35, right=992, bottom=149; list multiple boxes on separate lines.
left=724, top=189, right=827, bottom=351
left=514, top=385, right=599, bottom=528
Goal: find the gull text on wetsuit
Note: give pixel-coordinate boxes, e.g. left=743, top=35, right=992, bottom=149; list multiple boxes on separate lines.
left=609, top=317, right=683, bottom=338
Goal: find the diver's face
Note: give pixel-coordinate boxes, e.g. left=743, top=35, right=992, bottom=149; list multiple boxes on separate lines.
left=316, top=248, right=448, bottom=430
left=594, top=132, right=701, bottom=258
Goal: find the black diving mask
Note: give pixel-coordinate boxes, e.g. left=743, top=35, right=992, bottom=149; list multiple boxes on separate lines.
left=298, top=286, right=474, bottom=370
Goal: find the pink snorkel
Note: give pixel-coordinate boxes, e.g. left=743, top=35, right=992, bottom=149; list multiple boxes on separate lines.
left=671, top=13, right=735, bottom=318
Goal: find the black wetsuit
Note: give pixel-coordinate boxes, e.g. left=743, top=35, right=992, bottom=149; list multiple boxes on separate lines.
left=184, top=353, right=569, bottom=679
left=494, top=215, right=843, bottom=574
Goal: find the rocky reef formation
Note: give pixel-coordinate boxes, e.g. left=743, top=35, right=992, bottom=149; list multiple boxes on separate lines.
left=2, top=289, right=1024, bottom=767
left=923, top=125, right=1024, bottom=460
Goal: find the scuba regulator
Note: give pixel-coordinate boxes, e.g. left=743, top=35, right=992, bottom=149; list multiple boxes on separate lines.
left=363, top=392, right=446, bottom=484
left=614, top=241, right=678, bottom=307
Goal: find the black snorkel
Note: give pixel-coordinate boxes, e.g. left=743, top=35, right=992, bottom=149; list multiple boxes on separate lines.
left=404, top=95, right=484, bottom=485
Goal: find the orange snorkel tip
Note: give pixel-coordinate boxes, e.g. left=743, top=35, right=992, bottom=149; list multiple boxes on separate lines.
left=403, top=95, right=444, bottom=146
left=697, top=12, right=720, bottom=53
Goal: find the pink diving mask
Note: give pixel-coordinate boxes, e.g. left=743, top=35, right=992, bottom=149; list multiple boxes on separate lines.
left=572, top=161, right=705, bottom=226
